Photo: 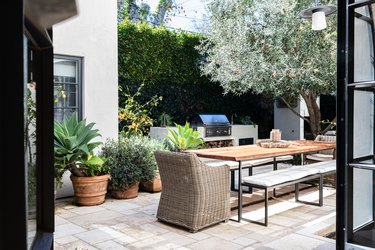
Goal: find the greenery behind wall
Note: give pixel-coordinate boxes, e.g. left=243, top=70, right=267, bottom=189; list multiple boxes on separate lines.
left=118, top=20, right=275, bottom=138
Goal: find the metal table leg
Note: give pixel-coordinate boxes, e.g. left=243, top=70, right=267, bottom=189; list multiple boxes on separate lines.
left=238, top=161, right=242, bottom=222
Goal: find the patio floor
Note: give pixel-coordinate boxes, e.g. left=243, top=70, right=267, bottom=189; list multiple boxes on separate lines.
left=54, top=165, right=336, bottom=250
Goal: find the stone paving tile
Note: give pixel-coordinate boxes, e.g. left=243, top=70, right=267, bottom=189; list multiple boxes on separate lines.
left=55, top=184, right=337, bottom=250
left=74, top=228, right=123, bottom=245
left=186, top=237, right=243, bottom=250
left=94, top=240, right=130, bottom=250
left=55, top=223, right=87, bottom=239
left=263, top=233, right=335, bottom=250
left=68, top=205, right=107, bottom=215
left=231, top=235, right=258, bottom=246
left=203, top=225, right=251, bottom=241
left=55, top=240, right=100, bottom=250
left=100, top=199, right=142, bottom=212
left=54, top=235, right=80, bottom=245
left=186, top=231, right=211, bottom=241
left=66, top=210, right=125, bottom=229
left=116, top=212, right=158, bottom=225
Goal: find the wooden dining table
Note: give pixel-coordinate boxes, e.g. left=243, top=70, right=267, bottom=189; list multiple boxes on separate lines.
left=185, top=140, right=336, bottom=222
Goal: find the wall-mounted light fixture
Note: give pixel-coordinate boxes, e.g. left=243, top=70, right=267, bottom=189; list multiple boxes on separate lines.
left=299, top=0, right=336, bottom=30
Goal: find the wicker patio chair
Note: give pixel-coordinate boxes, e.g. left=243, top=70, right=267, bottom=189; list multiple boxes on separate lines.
left=305, top=135, right=336, bottom=163
left=154, top=150, right=231, bottom=233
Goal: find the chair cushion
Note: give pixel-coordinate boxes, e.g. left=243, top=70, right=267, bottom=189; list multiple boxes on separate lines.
left=306, top=153, right=334, bottom=162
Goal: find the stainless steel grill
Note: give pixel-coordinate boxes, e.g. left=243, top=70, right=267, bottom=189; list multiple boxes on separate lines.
left=191, top=113, right=231, bottom=137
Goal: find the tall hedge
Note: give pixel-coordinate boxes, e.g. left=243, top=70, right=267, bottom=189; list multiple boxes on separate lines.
left=118, top=20, right=275, bottom=138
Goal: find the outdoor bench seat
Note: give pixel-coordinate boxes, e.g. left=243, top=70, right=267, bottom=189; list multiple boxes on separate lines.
left=240, top=160, right=336, bottom=226
left=204, top=155, right=294, bottom=190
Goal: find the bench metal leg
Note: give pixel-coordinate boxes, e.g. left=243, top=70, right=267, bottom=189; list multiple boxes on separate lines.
left=295, top=183, right=299, bottom=202
left=231, top=171, right=235, bottom=190
left=319, top=175, right=323, bottom=206
left=295, top=176, right=323, bottom=207
left=265, top=187, right=268, bottom=226
left=273, top=158, right=277, bottom=197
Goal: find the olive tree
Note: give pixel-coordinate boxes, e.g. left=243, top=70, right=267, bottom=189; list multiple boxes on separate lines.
left=198, top=0, right=337, bottom=137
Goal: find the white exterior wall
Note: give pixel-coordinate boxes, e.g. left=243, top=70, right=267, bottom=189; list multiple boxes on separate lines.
left=53, top=0, right=118, bottom=198
left=53, top=0, right=118, bottom=141
left=274, top=100, right=306, bottom=140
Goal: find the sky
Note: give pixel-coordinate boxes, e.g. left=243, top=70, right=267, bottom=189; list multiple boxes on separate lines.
left=146, top=0, right=208, bottom=32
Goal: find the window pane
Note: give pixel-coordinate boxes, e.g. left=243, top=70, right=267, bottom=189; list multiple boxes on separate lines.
left=66, top=84, right=77, bottom=107
left=353, top=4, right=375, bottom=82
left=353, top=90, right=374, bottom=158
left=26, top=42, right=36, bottom=248
left=53, top=56, right=80, bottom=121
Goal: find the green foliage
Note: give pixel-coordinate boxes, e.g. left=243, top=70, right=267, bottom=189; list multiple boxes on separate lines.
left=198, top=0, right=337, bottom=136
left=118, top=84, right=162, bottom=137
left=118, top=20, right=275, bottom=138
left=199, top=0, right=336, bottom=97
left=101, top=136, right=166, bottom=189
left=166, top=122, right=204, bottom=151
left=238, top=116, right=255, bottom=125
left=54, top=112, right=107, bottom=186
left=157, top=112, right=173, bottom=127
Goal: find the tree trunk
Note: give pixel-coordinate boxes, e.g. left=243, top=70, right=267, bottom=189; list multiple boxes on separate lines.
left=154, top=0, right=173, bottom=26
left=300, top=90, right=321, bottom=138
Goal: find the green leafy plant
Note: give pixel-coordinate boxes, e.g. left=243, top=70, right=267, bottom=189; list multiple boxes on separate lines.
left=166, top=122, right=204, bottom=151
left=239, top=115, right=255, bottom=125
left=54, top=112, right=107, bottom=187
left=101, top=136, right=166, bottom=189
left=118, top=83, right=162, bottom=137
left=157, top=112, right=173, bottom=127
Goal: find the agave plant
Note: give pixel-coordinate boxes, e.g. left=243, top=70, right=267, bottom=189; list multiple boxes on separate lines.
left=166, top=122, right=205, bottom=151
left=54, top=112, right=107, bottom=186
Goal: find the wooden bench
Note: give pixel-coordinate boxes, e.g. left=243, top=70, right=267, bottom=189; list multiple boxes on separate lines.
left=240, top=160, right=336, bottom=226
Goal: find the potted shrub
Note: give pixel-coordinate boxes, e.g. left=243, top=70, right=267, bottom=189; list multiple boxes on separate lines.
left=101, top=136, right=166, bottom=197
left=101, top=138, right=142, bottom=199
left=54, top=112, right=109, bottom=206
left=132, top=136, right=166, bottom=193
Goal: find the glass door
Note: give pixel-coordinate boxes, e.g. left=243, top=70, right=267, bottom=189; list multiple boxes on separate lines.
left=337, top=1, right=375, bottom=249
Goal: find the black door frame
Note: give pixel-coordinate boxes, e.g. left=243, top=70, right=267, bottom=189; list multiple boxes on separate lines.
left=337, top=1, right=375, bottom=249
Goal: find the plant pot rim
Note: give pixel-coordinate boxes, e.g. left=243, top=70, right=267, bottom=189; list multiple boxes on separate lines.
left=70, top=174, right=110, bottom=180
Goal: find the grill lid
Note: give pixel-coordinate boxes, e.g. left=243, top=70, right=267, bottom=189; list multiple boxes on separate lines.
left=194, top=113, right=230, bottom=126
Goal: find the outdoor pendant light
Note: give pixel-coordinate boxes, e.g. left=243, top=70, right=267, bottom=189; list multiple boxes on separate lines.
left=299, top=0, right=336, bottom=31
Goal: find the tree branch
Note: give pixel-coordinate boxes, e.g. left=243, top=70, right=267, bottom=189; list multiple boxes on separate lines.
left=321, top=117, right=337, bottom=135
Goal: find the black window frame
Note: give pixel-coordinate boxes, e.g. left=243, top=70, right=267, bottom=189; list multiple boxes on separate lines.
left=53, top=55, right=83, bottom=121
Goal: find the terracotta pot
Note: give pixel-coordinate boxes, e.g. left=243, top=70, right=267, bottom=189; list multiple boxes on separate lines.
left=111, top=182, right=139, bottom=199
left=140, top=173, right=162, bottom=193
left=70, top=174, right=109, bottom=206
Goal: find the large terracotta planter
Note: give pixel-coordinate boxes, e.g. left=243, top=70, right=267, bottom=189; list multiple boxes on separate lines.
left=111, top=182, right=139, bottom=199
left=70, top=174, right=109, bottom=206
left=140, top=172, right=162, bottom=193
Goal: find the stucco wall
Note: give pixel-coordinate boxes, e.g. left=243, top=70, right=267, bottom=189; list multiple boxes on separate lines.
left=53, top=0, right=118, bottom=142
left=274, top=100, right=305, bottom=140
left=53, top=0, right=118, bottom=198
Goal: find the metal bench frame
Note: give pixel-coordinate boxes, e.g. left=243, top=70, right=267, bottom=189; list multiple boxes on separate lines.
left=240, top=170, right=334, bottom=226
